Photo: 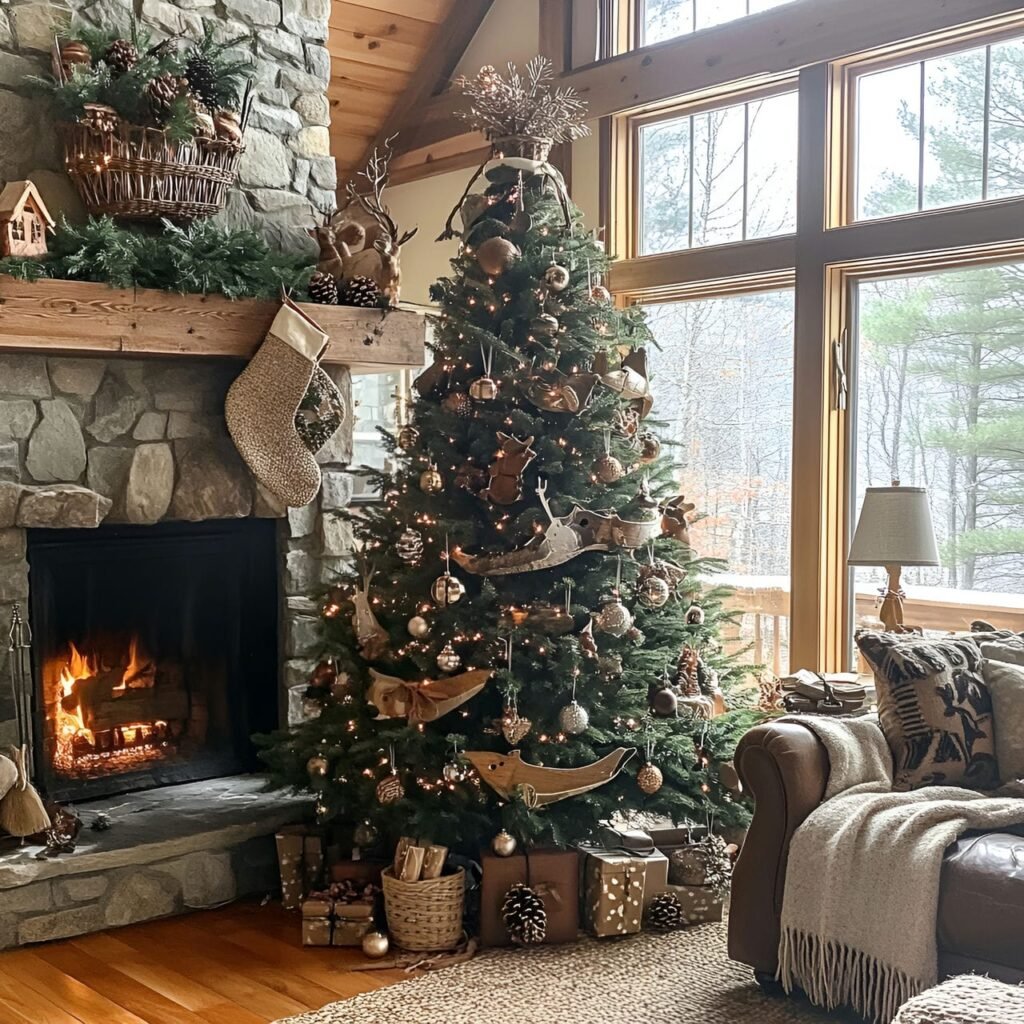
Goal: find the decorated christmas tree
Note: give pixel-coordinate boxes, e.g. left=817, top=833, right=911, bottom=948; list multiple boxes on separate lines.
left=259, top=59, right=759, bottom=856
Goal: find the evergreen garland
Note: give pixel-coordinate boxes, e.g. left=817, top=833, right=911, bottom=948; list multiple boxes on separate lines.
left=0, top=216, right=314, bottom=301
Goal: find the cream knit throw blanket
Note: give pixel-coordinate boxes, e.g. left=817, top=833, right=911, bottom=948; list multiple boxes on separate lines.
left=777, top=715, right=1024, bottom=1024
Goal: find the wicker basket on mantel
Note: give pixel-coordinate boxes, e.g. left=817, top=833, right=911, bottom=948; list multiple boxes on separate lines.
left=58, top=111, right=246, bottom=221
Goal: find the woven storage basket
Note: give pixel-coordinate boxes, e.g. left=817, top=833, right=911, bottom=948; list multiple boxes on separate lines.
left=382, top=866, right=464, bottom=951
left=59, top=118, right=244, bottom=221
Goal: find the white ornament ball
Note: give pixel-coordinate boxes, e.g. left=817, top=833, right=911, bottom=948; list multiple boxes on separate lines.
left=492, top=830, right=518, bottom=857
left=544, top=264, right=571, bottom=292
left=558, top=700, right=590, bottom=735
left=431, top=573, right=465, bottom=607
left=408, top=615, right=430, bottom=638
left=638, top=576, right=671, bottom=609
left=637, top=761, right=664, bottom=795
left=362, top=931, right=390, bottom=959
left=595, top=597, right=633, bottom=637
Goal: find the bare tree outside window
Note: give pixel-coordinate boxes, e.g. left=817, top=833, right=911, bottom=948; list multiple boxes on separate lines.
left=642, top=0, right=796, bottom=45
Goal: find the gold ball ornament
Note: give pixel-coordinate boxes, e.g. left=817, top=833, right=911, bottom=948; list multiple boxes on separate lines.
left=419, top=464, right=444, bottom=494
left=638, top=575, right=671, bottom=609
left=558, top=700, right=590, bottom=735
left=590, top=283, right=612, bottom=304
left=376, top=771, right=404, bottom=805
left=492, top=830, right=518, bottom=857
left=652, top=687, right=679, bottom=717
left=469, top=375, right=499, bottom=401
left=407, top=615, right=430, bottom=638
left=595, top=596, right=634, bottom=638
left=60, top=40, right=93, bottom=75
left=397, top=425, right=420, bottom=449
left=637, top=761, right=664, bottom=795
left=306, top=754, right=329, bottom=780
left=436, top=641, right=462, bottom=673
left=477, top=236, right=521, bottom=275
left=362, top=931, right=390, bottom=959
left=431, top=572, right=465, bottom=607
left=544, top=264, right=571, bottom=292
left=593, top=453, right=624, bottom=483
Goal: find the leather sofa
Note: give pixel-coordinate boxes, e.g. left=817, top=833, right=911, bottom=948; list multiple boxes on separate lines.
left=727, top=720, right=1024, bottom=989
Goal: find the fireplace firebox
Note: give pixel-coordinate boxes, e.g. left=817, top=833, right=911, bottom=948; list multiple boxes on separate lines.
left=26, top=519, right=280, bottom=802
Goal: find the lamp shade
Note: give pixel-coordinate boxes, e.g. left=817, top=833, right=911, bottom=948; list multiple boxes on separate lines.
left=848, top=486, right=940, bottom=567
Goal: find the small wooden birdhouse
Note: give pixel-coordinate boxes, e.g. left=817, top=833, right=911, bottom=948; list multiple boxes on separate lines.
left=0, top=180, right=55, bottom=258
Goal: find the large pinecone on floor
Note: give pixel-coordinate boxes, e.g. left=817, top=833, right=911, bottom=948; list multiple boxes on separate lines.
left=339, top=275, right=383, bottom=308
left=501, top=883, right=547, bottom=946
left=146, top=73, right=189, bottom=122
left=104, top=38, right=139, bottom=75
left=308, top=271, right=339, bottom=305
left=184, top=52, right=219, bottom=109
left=647, top=891, right=686, bottom=930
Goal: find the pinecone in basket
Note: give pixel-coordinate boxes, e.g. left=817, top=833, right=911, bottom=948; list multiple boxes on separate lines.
left=184, top=51, right=219, bottom=109
left=339, top=275, right=383, bottom=308
left=104, top=38, right=139, bottom=75
left=146, top=73, right=189, bottom=123
left=308, top=271, right=339, bottom=305
left=647, top=891, right=686, bottom=930
left=501, top=882, right=547, bottom=946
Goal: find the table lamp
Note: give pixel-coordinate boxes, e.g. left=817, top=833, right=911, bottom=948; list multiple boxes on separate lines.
left=848, top=483, right=939, bottom=632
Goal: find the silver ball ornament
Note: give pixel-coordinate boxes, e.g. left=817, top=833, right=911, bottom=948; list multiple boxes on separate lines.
left=306, top=754, right=329, bottom=779
left=492, top=830, right=518, bottom=857
left=591, top=283, right=612, bottom=304
left=436, top=641, right=462, bottom=673
left=397, top=528, right=424, bottom=564
left=544, top=264, right=571, bottom=292
left=558, top=700, right=590, bottom=735
left=443, top=759, right=464, bottom=783
left=686, top=604, right=706, bottom=625
left=419, top=465, right=444, bottom=494
left=362, top=931, right=390, bottom=959
left=353, top=820, right=379, bottom=847
left=638, top=575, right=671, bottom=608
left=397, top=425, right=419, bottom=449
left=407, top=615, right=430, bottom=638
left=431, top=573, right=465, bottom=607
left=530, top=313, right=560, bottom=337
left=595, top=596, right=633, bottom=637
left=469, top=375, right=498, bottom=401
left=637, top=761, right=664, bottom=795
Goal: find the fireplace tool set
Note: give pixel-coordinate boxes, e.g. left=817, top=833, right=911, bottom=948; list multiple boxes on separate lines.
left=1, top=604, right=51, bottom=840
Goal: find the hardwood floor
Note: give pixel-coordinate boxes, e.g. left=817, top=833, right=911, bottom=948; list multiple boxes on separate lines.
left=0, top=901, right=410, bottom=1024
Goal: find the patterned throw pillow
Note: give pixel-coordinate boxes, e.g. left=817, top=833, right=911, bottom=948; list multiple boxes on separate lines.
left=855, top=631, right=998, bottom=791
left=981, top=659, right=1024, bottom=782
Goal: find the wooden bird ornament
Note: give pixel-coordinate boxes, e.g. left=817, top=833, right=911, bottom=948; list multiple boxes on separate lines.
left=368, top=668, right=493, bottom=723
left=464, top=747, right=635, bottom=806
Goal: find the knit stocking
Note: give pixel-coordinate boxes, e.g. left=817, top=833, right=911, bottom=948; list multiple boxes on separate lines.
left=226, top=298, right=327, bottom=507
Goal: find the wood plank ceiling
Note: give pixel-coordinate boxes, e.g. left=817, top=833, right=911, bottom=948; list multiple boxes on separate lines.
left=327, top=0, right=459, bottom=188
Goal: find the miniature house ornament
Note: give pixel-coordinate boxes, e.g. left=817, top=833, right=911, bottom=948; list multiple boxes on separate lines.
left=0, top=180, right=55, bottom=258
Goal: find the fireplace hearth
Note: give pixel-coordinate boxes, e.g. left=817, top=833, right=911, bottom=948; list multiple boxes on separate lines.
left=27, top=519, right=280, bottom=802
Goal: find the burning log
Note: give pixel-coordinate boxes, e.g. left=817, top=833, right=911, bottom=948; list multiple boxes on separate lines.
left=62, top=665, right=188, bottom=734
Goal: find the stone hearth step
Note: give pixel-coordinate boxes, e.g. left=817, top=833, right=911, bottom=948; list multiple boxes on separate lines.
left=0, top=775, right=305, bottom=949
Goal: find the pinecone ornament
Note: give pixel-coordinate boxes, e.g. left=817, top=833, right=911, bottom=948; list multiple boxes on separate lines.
left=501, top=883, right=547, bottom=945
left=339, top=275, right=383, bottom=308
left=146, top=74, right=188, bottom=123
left=648, top=891, right=686, bottom=930
left=184, top=52, right=219, bottom=109
left=308, top=270, right=339, bottom=305
left=104, top=38, right=139, bottom=75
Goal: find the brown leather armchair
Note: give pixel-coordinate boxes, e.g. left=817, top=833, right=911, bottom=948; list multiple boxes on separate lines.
left=728, top=721, right=1024, bottom=990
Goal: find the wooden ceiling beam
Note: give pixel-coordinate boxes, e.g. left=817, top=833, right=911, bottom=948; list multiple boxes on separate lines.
left=344, top=0, right=494, bottom=186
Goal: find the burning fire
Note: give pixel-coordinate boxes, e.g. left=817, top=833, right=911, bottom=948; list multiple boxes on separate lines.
left=52, top=635, right=169, bottom=772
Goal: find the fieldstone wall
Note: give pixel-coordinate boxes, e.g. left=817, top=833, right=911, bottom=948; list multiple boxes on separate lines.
left=0, top=351, right=354, bottom=746
left=0, top=0, right=333, bottom=252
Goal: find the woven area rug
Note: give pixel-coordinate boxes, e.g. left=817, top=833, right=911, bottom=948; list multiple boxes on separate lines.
left=274, top=922, right=857, bottom=1024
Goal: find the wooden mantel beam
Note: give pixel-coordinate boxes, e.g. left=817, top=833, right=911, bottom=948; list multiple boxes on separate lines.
left=0, top=277, right=427, bottom=374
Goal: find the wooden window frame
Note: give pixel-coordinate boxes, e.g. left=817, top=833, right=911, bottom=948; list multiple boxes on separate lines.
left=602, top=9, right=1024, bottom=671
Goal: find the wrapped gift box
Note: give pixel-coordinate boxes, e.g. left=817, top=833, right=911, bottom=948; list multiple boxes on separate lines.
left=479, top=848, right=579, bottom=947
left=301, top=896, right=334, bottom=946
left=583, top=847, right=670, bottom=936
left=332, top=902, right=374, bottom=946
left=277, top=825, right=326, bottom=910
left=659, top=881, right=724, bottom=924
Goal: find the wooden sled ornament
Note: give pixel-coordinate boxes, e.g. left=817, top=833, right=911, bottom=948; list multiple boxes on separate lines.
left=452, top=480, right=662, bottom=576
left=596, top=348, right=653, bottom=419
left=464, top=747, right=635, bottom=806
left=368, top=668, right=493, bottom=722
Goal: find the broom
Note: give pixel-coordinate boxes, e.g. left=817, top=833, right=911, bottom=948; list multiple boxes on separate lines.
left=1, top=605, right=50, bottom=840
